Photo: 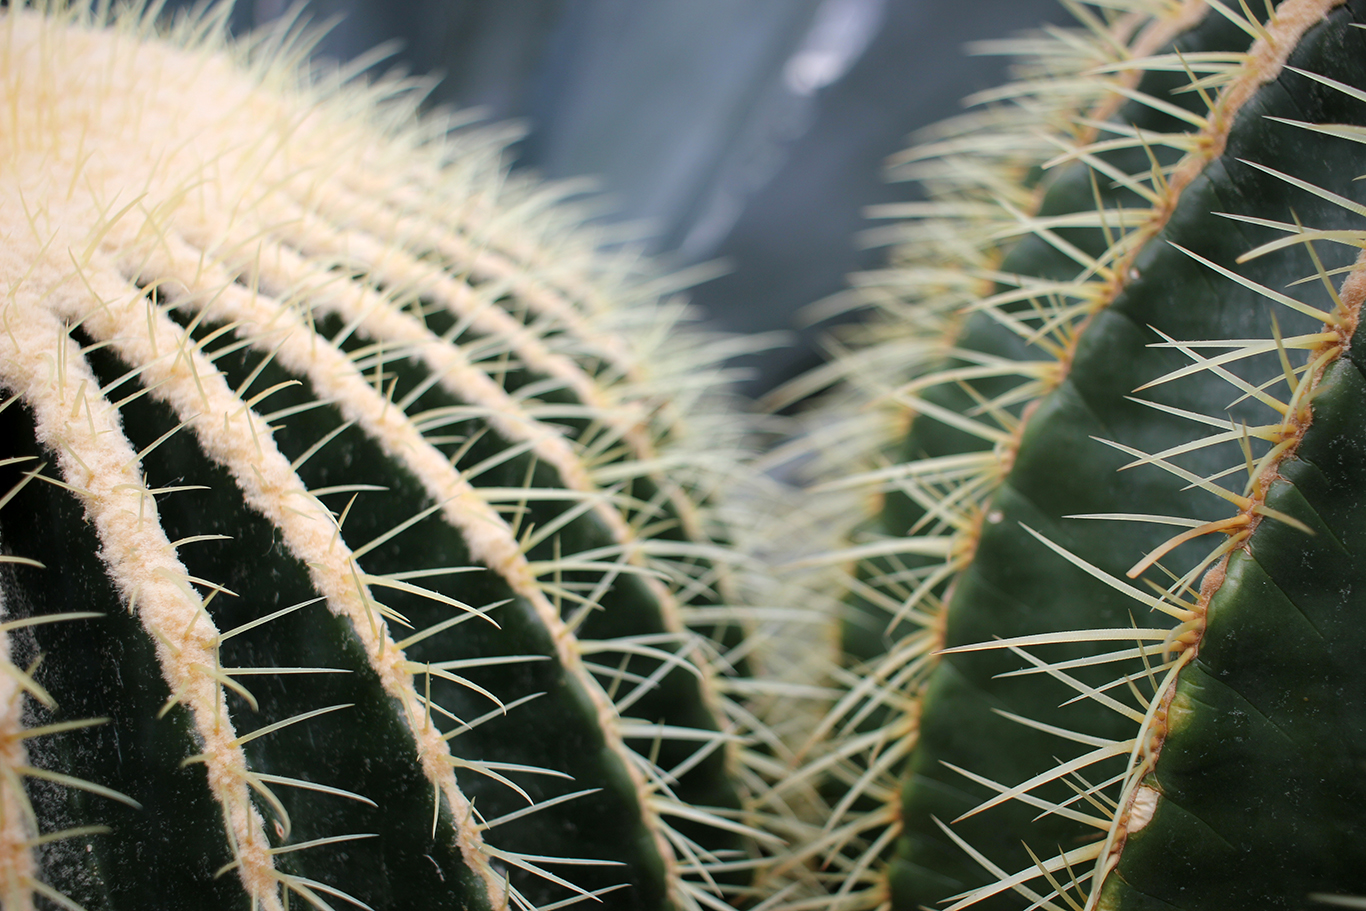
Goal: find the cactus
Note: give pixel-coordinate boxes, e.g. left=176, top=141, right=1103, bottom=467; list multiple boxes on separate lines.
left=776, top=1, right=1366, bottom=910
left=15, top=1, right=1366, bottom=910
left=0, top=4, right=794, bottom=911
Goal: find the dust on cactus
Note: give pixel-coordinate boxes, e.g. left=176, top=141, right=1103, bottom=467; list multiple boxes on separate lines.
left=0, top=4, right=799, bottom=910
left=771, top=1, right=1366, bottom=909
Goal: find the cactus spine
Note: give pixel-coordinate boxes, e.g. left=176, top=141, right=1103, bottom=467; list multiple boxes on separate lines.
left=778, top=1, right=1366, bottom=909
left=0, top=4, right=786, bottom=910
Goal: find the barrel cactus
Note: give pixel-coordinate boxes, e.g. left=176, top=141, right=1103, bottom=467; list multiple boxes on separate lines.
left=776, top=0, right=1366, bottom=909
left=0, top=4, right=794, bottom=910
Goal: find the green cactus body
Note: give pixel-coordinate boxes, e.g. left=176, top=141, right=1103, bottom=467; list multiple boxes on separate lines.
left=0, top=6, right=775, bottom=910
left=785, top=1, right=1366, bottom=909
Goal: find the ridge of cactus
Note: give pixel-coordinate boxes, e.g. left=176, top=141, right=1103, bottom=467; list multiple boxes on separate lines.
left=774, top=1, right=1366, bottom=909
left=0, top=4, right=799, bottom=911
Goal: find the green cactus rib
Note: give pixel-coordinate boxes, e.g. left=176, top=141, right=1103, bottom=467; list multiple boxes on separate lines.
left=867, top=3, right=1366, bottom=910
left=775, top=0, right=1251, bottom=899
left=774, top=1, right=1366, bottom=909
left=1096, top=346, right=1366, bottom=908
left=0, top=6, right=774, bottom=911
left=837, top=0, right=1242, bottom=685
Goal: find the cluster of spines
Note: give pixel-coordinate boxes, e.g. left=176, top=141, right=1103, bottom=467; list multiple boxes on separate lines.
left=767, top=0, right=1217, bottom=895
left=771, top=1, right=1366, bottom=909
left=0, top=4, right=794, bottom=910
left=934, top=203, right=1366, bottom=910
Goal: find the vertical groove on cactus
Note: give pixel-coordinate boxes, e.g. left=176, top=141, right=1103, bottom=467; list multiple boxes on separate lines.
left=0, top=5, right=778, bottom=910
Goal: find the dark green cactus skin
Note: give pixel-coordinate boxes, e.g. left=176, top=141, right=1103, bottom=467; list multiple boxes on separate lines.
left=843, top=5, right=1254, bottom=668
left=880, top=12, right=1250, bottom=896
left=849, top=4, right=1366, bottom=910
left=854, top=8, right=1262, bottom=901
left=0, top=301, right=740, bottom=911
left=1107, top=354, right=1366, bottom=910
left=2, top=405, right=502, bottom=910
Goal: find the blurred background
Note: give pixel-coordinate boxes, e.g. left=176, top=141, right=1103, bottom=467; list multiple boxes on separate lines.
left=163, top=0, right=1064, bottom=396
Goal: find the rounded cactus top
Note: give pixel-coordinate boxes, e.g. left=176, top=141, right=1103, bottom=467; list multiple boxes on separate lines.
left=0, top=5, right=782, bottom=911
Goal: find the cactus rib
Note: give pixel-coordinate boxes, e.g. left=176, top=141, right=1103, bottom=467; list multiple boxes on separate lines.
left=780, top=2, right=1366, bottom=909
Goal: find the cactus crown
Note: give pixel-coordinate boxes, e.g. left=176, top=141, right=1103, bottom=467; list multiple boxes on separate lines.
left=0, top=4, right=795, bottom=911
